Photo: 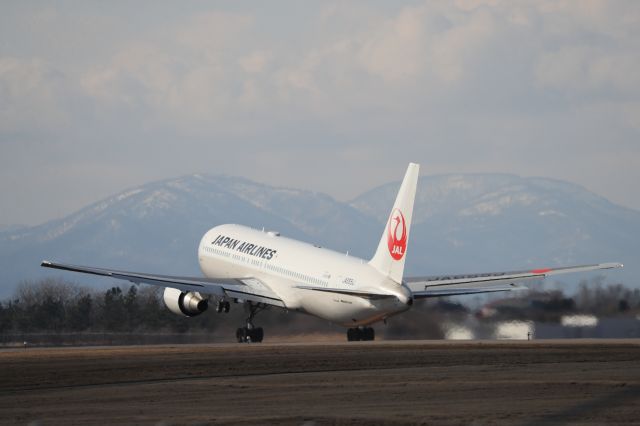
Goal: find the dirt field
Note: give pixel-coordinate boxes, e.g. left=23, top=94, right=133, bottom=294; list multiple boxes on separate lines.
left=1, top=340, right=639, bottom=425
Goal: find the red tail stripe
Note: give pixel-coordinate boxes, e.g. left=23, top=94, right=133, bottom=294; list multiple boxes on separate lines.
left=531, top=268, right=552, bottom=274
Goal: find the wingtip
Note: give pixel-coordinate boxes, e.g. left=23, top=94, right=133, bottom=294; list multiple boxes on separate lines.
left=41, top=260, right=51, bottom=267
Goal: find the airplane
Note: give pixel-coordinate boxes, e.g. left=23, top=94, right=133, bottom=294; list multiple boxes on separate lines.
left=41, top=163, right=623, bottom=342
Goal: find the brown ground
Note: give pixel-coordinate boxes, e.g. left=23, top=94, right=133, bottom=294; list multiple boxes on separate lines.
left=1, top=340, right=639, bottom=425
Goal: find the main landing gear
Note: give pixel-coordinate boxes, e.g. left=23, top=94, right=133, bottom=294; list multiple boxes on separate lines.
left=236, top=302, right=266, bottom=343
left=347, top=327, right=375, bottom=341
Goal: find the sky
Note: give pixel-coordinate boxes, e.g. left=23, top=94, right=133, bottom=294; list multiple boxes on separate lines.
left=1, top=0, right=639, bottom=226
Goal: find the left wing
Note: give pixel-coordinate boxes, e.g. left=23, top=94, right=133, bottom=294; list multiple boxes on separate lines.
left=405, top=262, right=623, bottom=299
left=41, top=260, right=286, bottom=308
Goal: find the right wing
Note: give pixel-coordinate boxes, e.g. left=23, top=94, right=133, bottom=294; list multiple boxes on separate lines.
left=405, top=262, right=623, bottom=299
left=41, top=260, right=286, bottom=308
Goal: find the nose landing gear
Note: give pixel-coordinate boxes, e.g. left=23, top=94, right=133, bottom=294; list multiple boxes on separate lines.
left=347, top=327, right=375, bottom=341
left=216, top=300, right=231, bottom=313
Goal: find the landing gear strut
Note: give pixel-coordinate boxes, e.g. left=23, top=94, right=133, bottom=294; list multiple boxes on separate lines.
left=236, top=302, right=266, bottom=343
left=347, top=327, right=375, bottom=341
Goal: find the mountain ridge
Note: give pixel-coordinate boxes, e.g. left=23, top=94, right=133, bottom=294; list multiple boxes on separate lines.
left=0, top=172, right=634, bottom=297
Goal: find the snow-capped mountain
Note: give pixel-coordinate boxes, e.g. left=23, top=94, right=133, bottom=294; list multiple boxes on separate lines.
left=352, top=174, right=639, bottom=280
left=0, top=173, right=635, bottom=297
left=0, top=224, right=27, bottom=233
left=0, top=175, right=379, bottom=297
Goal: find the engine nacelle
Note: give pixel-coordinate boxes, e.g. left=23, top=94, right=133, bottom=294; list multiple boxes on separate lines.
left=163, top=287, right=208, bottom=317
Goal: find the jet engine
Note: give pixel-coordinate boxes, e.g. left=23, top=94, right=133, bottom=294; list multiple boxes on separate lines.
left=163, top=287, right=208, bottom=317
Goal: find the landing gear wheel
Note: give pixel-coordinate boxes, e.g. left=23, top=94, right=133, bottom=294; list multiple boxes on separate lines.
left=346, top=327, right=375, bottom=341
left=235, top=326, right=264, bottom=343
left=236, top=327, right=246, bottom=343
left=235, top=303, right=267, bottom=343
left=251, top=327, right=264, bottom=343
left=218, top=300, right=232, bottom=313
left=363, top=327, right=375, bottom=341
left=347, top=328, right=359, bottom=341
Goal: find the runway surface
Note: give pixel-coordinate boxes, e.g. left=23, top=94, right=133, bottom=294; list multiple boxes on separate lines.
left=1, top=340, right=639, bottom=425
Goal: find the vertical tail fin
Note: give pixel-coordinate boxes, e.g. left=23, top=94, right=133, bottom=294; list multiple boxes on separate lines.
left=369, top=163, right=420, bottom=284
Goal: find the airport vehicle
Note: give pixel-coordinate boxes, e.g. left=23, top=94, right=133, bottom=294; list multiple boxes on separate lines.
left=41, top=163, right=622, bottom=342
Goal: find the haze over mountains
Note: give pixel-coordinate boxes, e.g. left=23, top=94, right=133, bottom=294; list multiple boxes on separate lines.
left=0, top=173, right=635, bottom=298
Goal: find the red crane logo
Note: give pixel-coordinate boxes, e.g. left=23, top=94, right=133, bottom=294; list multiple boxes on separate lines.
left=387, top=208, right=407, bottom=260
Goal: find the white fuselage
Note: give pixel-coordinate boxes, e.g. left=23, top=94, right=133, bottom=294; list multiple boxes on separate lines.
left=197, top=224, right=412, bottom=327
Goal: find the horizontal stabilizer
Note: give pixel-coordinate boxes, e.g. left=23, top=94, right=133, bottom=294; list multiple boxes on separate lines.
left=412, top=285, right=526, bottom=299
left=294, top=285, right=396, bottom=300
left=405, top=262, right=623, bottom=298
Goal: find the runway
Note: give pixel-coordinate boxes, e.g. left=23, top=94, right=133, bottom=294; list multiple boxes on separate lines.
left=1, top=340, right=639, bottom=425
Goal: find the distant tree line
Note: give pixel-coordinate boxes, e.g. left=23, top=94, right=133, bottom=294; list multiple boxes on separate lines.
left=0, top=278, right=336, bottom=338
left=0, top=278, right=221, bottom=334
left=471, top=278, right=640, bottom=323
left=0, top=277, right=638, bottom=335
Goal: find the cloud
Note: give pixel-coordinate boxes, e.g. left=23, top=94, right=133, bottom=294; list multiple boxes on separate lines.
left=78, top=11, right=257, bottom=126
left=0, top=57, right=73, bottom=133
left=239, top=50, right=271, bottom=74
left=357, top=5, right=429, bottom=83
left=29, top=2, right=636, bottom=127
left=535, top=46, right=640, bottom=94
left=81, top=43, right=175, bottom=107
left=0, top=1, right=639, bottom=225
